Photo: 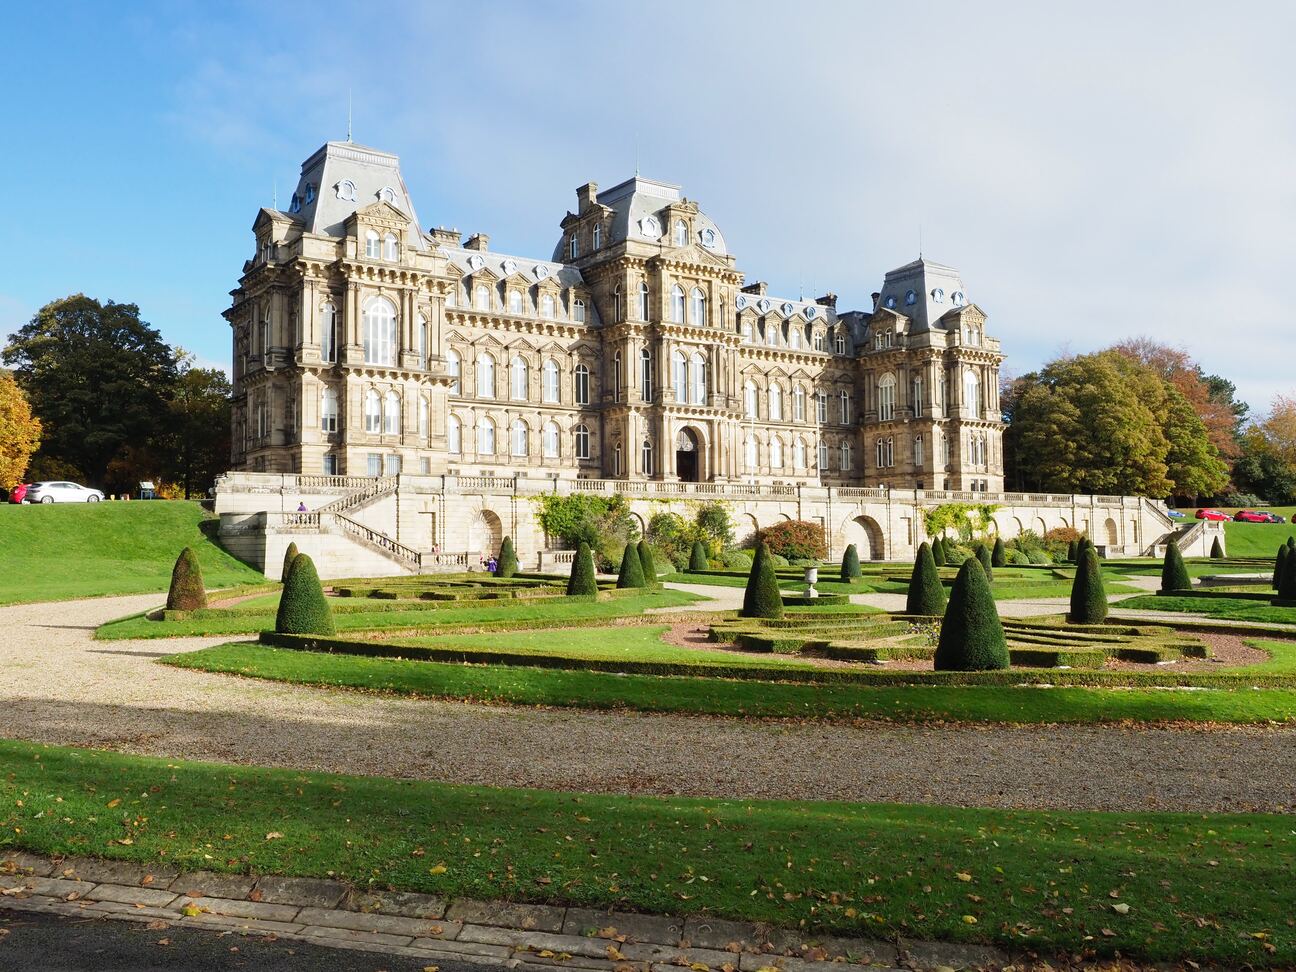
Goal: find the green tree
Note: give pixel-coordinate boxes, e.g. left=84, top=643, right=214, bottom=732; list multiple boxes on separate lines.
left=161, top=354, right=231, bottom=498
left=636, top=540, right=658, bottom=586
left=976, top=543, right=994, bottom=583
left=931, top=536, right=946, bottom=567
left=275, top=553, right=335, bottom=635
left=741, top=541, right=784, bottom=620
left=1066, top=539, right=1078, bottom=563
left=0, top=371, right=41, bottom=488
left=280, top=542, right=299, bottom=584
left=905, top=542, right=946, bottom=616
left=934, top=558, right=1008, bottom=671
left=1278, top=550, right=1296, bottom=605
left=688, top=539, right=709, bottom=572
left=616, top=543, right=646, bottom=589
left=1274, top=545, right=1288, bottom=592
left=1068, top=545, right=1108, bottom=624
left=566, top=542, right=597, bottom=596
left=1209, top=536, right=1224, bottom=559
left=840, top=544, right=861, bottom=583
left=991, top=536, right=1006, bottom=568
left=2, top=295, right=178, bottom=489
left=495, top=536, right=518, bottom=577
left=1160, top=538, right=1191, bottom=592
left=165, top=547, right=207, bottom=612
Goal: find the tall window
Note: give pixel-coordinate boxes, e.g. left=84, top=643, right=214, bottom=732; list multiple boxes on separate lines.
left=569, top=235, right=578, bottom=260
left=745, top=435, right=757, bottom=470
left=878, top=373, right=896, bottom=421
left=938, top=376, right=948, bottom=417
left=673, top=219, right=687, bottom=246
left=592, top=224, right=601, bottom=249
left=574, top=364, right=590, bottom=405
left=543, top=421, right=559, bottom=458
left=512, top=419, right=528, bottom=456
left=363, top=389, right=381, bottom=433
left=640, top=348, right=652, bottom=401
left=638, top=281, right=650, bottom=320
left=510, top=355, right=528, bottom=400
left=416, top=314, right=428, bottom=368
left=447, top=349, right=461, bottom=394
left=914, top=433, right=924, bottom=467
left=690, top=351, right=706, bottom=405
left=474, top=285, right=489, bottom=310
left=382, top=391, right=400, bottom=434
left=477, top=351, right=495, bottom=399
left=770, top=437, right=783, bottom=469
left=813, top=331, right=824, bottom=352
left=641, top=438, right=653, bottom=476
left=835, top=331, right=846, bottom=355
left=320, top=302, right=337, bottom=363
left=744, top=381, right=758, bottom=419
left=508, top=290, right=522, bottom=315
left=418, top=396, right=429, bottom=437
left=614, top=285, right=622, bottom=321
left=840, top=440, right=852, bottom=471
left=766, top=322, right=778, bottom=346
left=573, top=299, right=586, bottom=323
left=540, top=294, right=555, bottom=318
left=875, top=436, right=894, bottom=468
left=769, top=383, right=783, bottom=421
left=543, top=359, right=559, bottom=403
left=789, top=326, right=801, bottom=350
left=477, top=417, right=495, bottom=455
left=690, top=287, right=705, bottom=326
left=613, top=350, right=623, bottom=400
left=574, top=423, right=590, bottom=459
left=840, top=389, right=851, bottom=424
left=741, top=322, right=753, bottom=344
left=793, top=385, right=806, bottom=422
left=613, top=442, right=622, bottom=476
left=912, top=375, right=924, bottom=418
left=320, top=387, right=338, bottom=432
left=363, top=297, right=397, bottom=366
left=671, top=285, right=685, bottom=324
left=448, top=414, right=461, bottom=454
left=817, top=390, right=827, bottom=423
left=365, top=230, right=380, bottom=258
left=818, top=440, right=829, bottom=470
left=964, top=368, right=981, bottom=418
left=672, top=350, right=687, bottom=402
left=793, top=436, right=806, bottom=469
left=383, top=232, right=398, bottom=261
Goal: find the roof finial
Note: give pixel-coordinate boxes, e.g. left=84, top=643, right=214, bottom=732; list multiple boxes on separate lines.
left=347, top=88, right=353, bottom=142
left=918, top=223, right=922, bottom=259
left=273, top=177, right=277, bottom=210
left=634, top=132, right=640, bottom=178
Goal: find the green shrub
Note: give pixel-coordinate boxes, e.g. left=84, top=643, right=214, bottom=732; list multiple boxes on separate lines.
left=275, top=553, right=335, bottom=635
left=1026, top=549, right=1051, bottom=565
left=535, top=494, right=637, bottom=572
left=616, top=543, right=647, bottom=588
left=688, top=539, right=709, bottom=572
left=637, top=540, right=658, bottom=586
left=165, top=546, right=207, bottom=612
left=1066, top=539, right=1078, bottom=564
left=767, top=552, right=790, bottom=568
left=1289, top=537, right=1296, bottom=551
left=1160, top=538, right=1191, bottom=592
left=566, top=542, right=597, bottom=596
left=719, top=549, right=753, bottom=570
left=976, top=543, right=994, bottom=583
left=934, top=558, right=1008, bottom=671
left=840, top=544, right=861, bottom=583
left=645, top=511, right=690, bottom=570
left=1209, top=536, right=1224, bottom=560
left=1279, top=550, right=1296, bottom=604
left=280, top=542, right=299, bottom=584
left=755, top=520, right=827, bottom=561
left=496, top=536, right=518, bottom=578
left=741, top=541, right=784, bottom=620
left=1068, top=544, right=1108, bottom=624
left=991, top=536, right=1006, bottom=568
left=931, top=537, right=946, bottom=566
left=1275, top=545, right=1288, bottom=591
left=905, top=542, right=946, bottom=616
left=1005, top=548, right=1030, bottom=566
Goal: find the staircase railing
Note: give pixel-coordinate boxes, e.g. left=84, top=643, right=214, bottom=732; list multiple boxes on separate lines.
left=327, top=511, right=423, bottom=569
left=314, top=477, right=398, bottom=516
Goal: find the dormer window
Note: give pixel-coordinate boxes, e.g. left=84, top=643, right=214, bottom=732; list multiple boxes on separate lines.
left=905, top=290, right=917, bottom=306
left=813, top=331, right=824, bottom=352
left=305, top=183, right=317, bottom=204
left=673, top=219, right=687, bottom=247
left=379, top=186, right=396, bottom=205
left=884, top=295, right=897, bottom=309
left=288, top=193, right=302, bottom=213
left=573, top=298, right=586, bottom=323
left=835, top=331, right=847, bottom=355
left=569, top=235, right=579, bottom=260
left=364, top=230, right=380, bottom=259
left=592, top=224, right=601, bottom=249
left=931, top=288, right=945, bottom=302
left=383, top=232, right=398, bottom=261
left=541, top=294, right=555, bottom=318
left=337, top=180, right=357, bottom=202
left=508, top=290, right=523, bottom=315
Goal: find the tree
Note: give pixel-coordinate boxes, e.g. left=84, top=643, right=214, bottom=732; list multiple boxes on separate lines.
left=905, top=542, right=946, bottom=616
left=0, top=371, right=41, bottom=487
left=934, top=558, right=1008, bottom=671
left=1160, top=538, right=1191, bottom=592
left=741, top=541, right=784, bottom=620
left=275, top=553, right=335, bottom=635
left=991, top=536, right=1006, bottom=568
left=1278, top=550, right=1296, bottom=606
left=566, top=542, right=597, bottom=596
left=280, top=542, right=299, bottom=583
left=496, top=536, right=518, bottom=577
left=1234, top=398, right=1296, bottom=505
left=931, top=537, right=947, bottom=567
left=755, top=520, right=827, bottom=561
left=1209, top=536, right=1224, bottom=559
left=2, top=295, right=178, bottom=489
left=1068, top=545, right=1108, bottom=624
left=1066, top=539, right=1078, bottom=563
left=1274, top=545, right=1288, bottom=592
left=636, top=540, right=658, bottom=586
left=165, top=547, right=207, bottom=611
left=616, top=543, right=646, bottom=589
left=976, top=542, right=994, bottom=583
left=840, top=544, right=861, bottom=583
left=688, top=539, right=709, bottom=572
left=161, top=354, right=231, bottom=498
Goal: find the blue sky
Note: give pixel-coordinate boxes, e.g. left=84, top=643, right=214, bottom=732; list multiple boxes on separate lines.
left=2, top=1, right=1293, bottom=413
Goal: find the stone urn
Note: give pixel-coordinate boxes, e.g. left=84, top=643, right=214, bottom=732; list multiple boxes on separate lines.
left=803, top=566, right=819, bottom=599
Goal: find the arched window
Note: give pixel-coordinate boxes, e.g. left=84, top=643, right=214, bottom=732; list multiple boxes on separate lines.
left=543, top=421, right=559, bottom=458
left=363, top=389, right=381, bottom=433
left=382, top=390, right=400, bottom=434
left=613, top=441, right=623, bottom=476
left=448, top=414, right=462, bottom=454
left=789, top=326, right=801, bottom=350
left=510, top=355, right=528, bottom=400
left=574, top=363, right=590, bottom=405
left=320, top=387, right=338, bottom=432
left=641, top=438, right=653, bottom=476
left=793, top=385, right=806, bottom=422
left=673, top=220, right=687, bottom=247
left=383, top=232, right=398, bottom=261
left=672, top=350, right=687, bottom=402
left=542, top=359, right=560, bottom=403
left=741, top=321, right=753, bottom=344
left=878, top=373, right=896, bottom=421
left=474, top=285, right=489, bottom=310
left=671, top=285, right=685, bottom=323
left=416, top=313, right=428, bottom=369
left=744, top=381, right=758, bottom=419
left=573, top=298, right=586, bottom=323
left=569, top=235, right=578, bottom=260
left=476, top=351, right=495, bottom=399
left=538, top=294, right=553, bottom=319
left=446, top=349, right=461, bottom=394
left=818, top=440, right=829, bottom=470
left=816, top=390, right=827, bottom=423
left=364, top=229, right=380, bottom=258
left=914, top=433, right=924, bottom=467
left=574, top=423, right=590, bottom=460
left=320, top=302, right=337, bottom=363
left=794, top=436, right=806, bottom=469
left=613, top=350, right=623, bottom=401
left=690, top=351, right=706, bottom=404
left=690, top=287, right=705, bottom=326
left=813, top=330, right=824, bottom=352
left=613, top=284, right=622, bottom=321
left=769, top=383, right=783, bottom=421
left=512, top=419, right=528, bottom=456
left=766, top=322, right=778, bottom=346
left=508, top=290, right=522, bottom=315
left=418, top=396, right=429, bottom=437
left=840, top=440, right=852, bottom=471
left=745, top=435, right=757, bottom=470
left=592, top=224, right=601, bottom=249
left=835, top=330, right=847, bottom=355
left=770, top=437, right=784, bottom=469
left=638, top=281, right=650, bottom=320
left=964, top=368, right=981, bottom=418
left=912, top=375, right=924, bottom=418
left=362, top=297, right=397, bottom=366
left=640, top=348, right=652, bottom=401
left=478, top=417, right=496, bottom=455
left=840, top=389, right=851, bottom=424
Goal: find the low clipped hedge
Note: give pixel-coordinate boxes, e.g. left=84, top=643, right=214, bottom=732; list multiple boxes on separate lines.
left=1151, top=589, right=1275, bottom=602
left=780, top=593, right=850, bottom=607
left=1008, top=647, right=1107, bottom=669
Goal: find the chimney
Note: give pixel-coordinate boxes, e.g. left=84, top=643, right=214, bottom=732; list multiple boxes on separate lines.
left=871, top=292, right=881, bottom=312
left=816, top=292, right=837, bottom=310
left=464, top=233, right=489, bottom=251
left=741, top=281, right=767, bottom=296
left=430, top=226, right=460, bottom=245
left=576, top=182, right=598, bottom=212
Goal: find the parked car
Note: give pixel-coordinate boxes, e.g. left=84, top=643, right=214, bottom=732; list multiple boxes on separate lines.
left=1166, top=509, right=1186, bottom=519
left=26, top=481, right=105, bottom=504
left=7, top=484, right=29, bottom=504
left=1233, top=510, right=1270, bottom=523
left=1196, top=508, right=1231, bottom=521
left=1258, top=511, right=1287, bottom=523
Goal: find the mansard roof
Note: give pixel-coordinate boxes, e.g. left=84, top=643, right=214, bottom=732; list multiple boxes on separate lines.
left=552, top=176, right=729, bottom=260
left=875, top=257, right=970, bottom=333
left=285, top=141, right=426, bottom=250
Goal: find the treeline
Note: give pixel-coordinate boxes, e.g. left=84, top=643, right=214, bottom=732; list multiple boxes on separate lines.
left=1, top=294, right=230, bottom=497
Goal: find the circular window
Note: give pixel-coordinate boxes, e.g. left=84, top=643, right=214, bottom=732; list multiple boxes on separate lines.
left=884, top=295, right=897, bottom=309
left=931, top=288, right=945, bottom=302
left=905, top=290, right=917, bottom=306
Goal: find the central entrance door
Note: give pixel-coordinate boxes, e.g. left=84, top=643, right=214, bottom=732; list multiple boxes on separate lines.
left=675, top=428, right=700, bottom=482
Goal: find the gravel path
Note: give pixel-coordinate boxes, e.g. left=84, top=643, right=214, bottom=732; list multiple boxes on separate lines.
left=3, top=594, right=1296, bottom=813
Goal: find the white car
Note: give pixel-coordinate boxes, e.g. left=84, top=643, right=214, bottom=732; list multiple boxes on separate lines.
left=27, top=481, right=104, bottom=503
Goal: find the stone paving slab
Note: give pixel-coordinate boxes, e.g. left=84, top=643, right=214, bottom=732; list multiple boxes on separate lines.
left=296, top=904, right=453, bottom=938
left=176, top=895, right=301, bottom=922
left=562, top=906, right=684, bottom=943
left=250, top=874, right=347, bottom=908
left=459, top=925, right=613, bottom=958
left=343, top=887, right=446, bottom=918
left=81, top=900, right=178, bottom=920
left=0, top=851, right=55, bottom=877
left=61, top=856, right=178, bottom=887
left=410, top=938, right=514, bottom=960
left=298, top=924, right=415, bottom=948
left=87, top=882, right=178, bottom=907
left=10, top=876, right=97, bottom=899
left=169, top=869, right=258, bottom=899
left=622, top=941, right=738, bottom=966
left=446, top=897, right=567, bottom=932
left=683, top=915, right=769, bottom=949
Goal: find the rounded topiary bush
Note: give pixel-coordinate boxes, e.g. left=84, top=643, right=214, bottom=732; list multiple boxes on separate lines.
left=1068, top=544, right=1108, bottom=624
left=905, top=542, right=946, bottom=616
left=1209, top=536, right=1224, bottom=560
left=566, top=542, right=597, bottom=596
left=932, top=537, right=947, bottom=567
left=741, top=541, right=784, bottom=620
left=991, top=537, right=1006, bottom=568
left=280, top=542, right=299, bottom=584
left=275, top=553, right=335, bottom=635
left=1160, top=538, right=1191, bottom=592
left=934, top=557, right=1008, bottom=671
left=166, top=546, right=207, bottom=612
left=617, top=543, right=647, bottom=589
left=976, top=543, right=994, bottom=583
left=495, top=536, right=518, bottom=577
left=688, top=539, right=709, bottom=572
left=840, top=544, right=861, bottom=583
left=637, top=540, right=658, bottom=587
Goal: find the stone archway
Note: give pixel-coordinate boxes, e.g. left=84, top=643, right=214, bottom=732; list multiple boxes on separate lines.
left=842, top=514, right=886, bottom=561
left=675, top=427, right=703, bottom=482
left=738, top=512, right=759, bottom=545
left=1012, top=516, right=1025, bottom=537
left=469, top=509, right=503, bottom=561
left=1104, top=517, right=1119, bottom=546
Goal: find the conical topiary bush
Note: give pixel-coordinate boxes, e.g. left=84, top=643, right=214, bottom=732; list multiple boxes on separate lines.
left=1066, top=539, right=1078, bottom=564
left=1068, top=544, right=1108, bottom=624
left=1160, top=537, right=1191, bottom=593
left=1288, top=536, right=1295, bottom=550
left=275, top=553, right=335, bottom=635
left=688, top=539, right=709, bottom=572
left=1274, top=545, right=1288, bottom=591
left=166, top=546, right=207, bottom=612
left=1277, top=549, right=1296, bottom=605
left=932, top=536, right=947, bottom=567
left=1209, top=536, right=1224, bottom=559
left=495, top=536, right=518, bottom=577
left=741, top=541, right=784, bottom=620
left=637, top=540, right=658, bottom=587
left=280, top=541, right=299, bottom=584
left=934, top=557, right=1008, bottom=671
left=617, top=543, right=646, bottom=589
left=840, top=544, right=862, bottom=583
left=566, top=541, right=597, bottom=596
left=905, top=541, right=946, bottom=616
left=991, top=536, right=1006, bottom=568
left=976, top=542, right=994, bottom=583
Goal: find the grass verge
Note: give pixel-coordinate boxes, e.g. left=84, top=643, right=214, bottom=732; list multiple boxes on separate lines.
left=1118, top=594, right=1296, bottom=624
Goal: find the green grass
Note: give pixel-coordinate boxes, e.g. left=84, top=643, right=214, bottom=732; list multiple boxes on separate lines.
left=1223, top=519, right=1296, bottom=558
left=166, top=641, right=1296, bottom=723
left=1119, top=594, right=1296, bottom=624
left=0, top=501, right=264, bottom=605
left=662, top=571, right=874, bottom=594
left=0, top=739, right=1290, bottom=966
left=96, top=588, right=703, bottom=640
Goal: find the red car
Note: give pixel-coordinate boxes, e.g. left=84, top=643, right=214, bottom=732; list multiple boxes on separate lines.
left=7, top=484, right=28, bottom=504
left=1196, top=509, right=1231, bottom=521
left=1233, top=510, right=1270, bottom=523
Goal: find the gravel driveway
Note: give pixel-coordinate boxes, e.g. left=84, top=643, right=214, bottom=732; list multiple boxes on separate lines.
left=2, top=594, right=1295, bottom=813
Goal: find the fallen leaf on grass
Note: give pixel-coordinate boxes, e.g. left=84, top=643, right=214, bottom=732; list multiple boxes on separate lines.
left=954, top=872, right=972, bottom=883
left=1112, top=903, right=1131, bottom=915
left=428, top=864, right=447, bottom=875
left=264, top=832, right=283, bottom=841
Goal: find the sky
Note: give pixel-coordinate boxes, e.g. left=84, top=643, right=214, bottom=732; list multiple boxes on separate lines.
left=1, top=1, right=1292, bottom=415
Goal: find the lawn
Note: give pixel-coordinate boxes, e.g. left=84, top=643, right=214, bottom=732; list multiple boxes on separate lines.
left=0, top=501, right=264, bottom=605
left=1224, top=519, right=1296, bottom=558
left=0, top=739, right=1289, bottom=966
left=1118, top=594, right=1296, bottom=624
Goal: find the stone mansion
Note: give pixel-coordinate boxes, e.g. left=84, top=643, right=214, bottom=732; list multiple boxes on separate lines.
left=227, top=140, right=1006, bottom=492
